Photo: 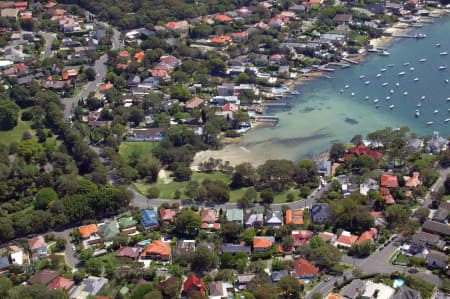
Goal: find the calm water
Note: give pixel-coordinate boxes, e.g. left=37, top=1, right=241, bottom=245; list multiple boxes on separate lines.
left=238, top=15, right=450, bottom=162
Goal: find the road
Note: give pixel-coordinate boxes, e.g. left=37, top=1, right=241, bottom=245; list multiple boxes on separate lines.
left=54, top=228, right=79, bottom=270
left=41, top=32, right=56, bottom=59
left=307, top=237, right=442, bottom=298
left=419, top=167, right=450, bottom=209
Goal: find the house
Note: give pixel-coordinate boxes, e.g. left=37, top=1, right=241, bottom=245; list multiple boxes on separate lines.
left=271, top=270, right=290, bottom=283
left=318, top=232, right=337, bottom=243
left=183, top=274, right=205, bottom=296
left=98, top=221, right=120, bottom=242
left=334, top=14, right=353, bottom=25
left=406, top=138, right=424, bottom=153
left=141, top=210, right=159, bottom=229
left=17, top=75, right=33, bottom=85
left=265, top=212, right=283, bottom=228
left=62, top=69, right=78, bottom=80
left=226, top=208, right=243, bottom=224
left=160, top=55, right=182, bottom=67
left=269, top=54, right=285, bottom=64
left=245, top=213, right=263, bottom=228
left=236, top=274, right=255, bottom=291
left=127, top=75, right=141, bottom=88
left=134, top=51, right=144, bottom=63
left=29, top=270, right=60, bottom=286
left=289, top=4, right=306, bottom=12
left=381, top=174, right=398, bottom=188
left=1, top=9, right=19, bottom=20
left=345, top=144, right=382, bottom=159
left=336, top=231, right=358, bottom=248
left=197, top=242, right=215, bottom=252
left=164, top=21, right=189, bottom=31
left=119, top=217, right=137, bottom=234
left=0, top=256, right=10, bottom=272
left=185, top=97, right=204, bottom=110
left=214, top=14, right=233, bottom=23
left=393, top=286, right=421, bottom=299
left=116, top=247, right=141, bottom=259
left=221, top=243, right=251, bottom=255
left=222, top=103, right=239, bottom=112
left=433, top=201, right=450, bottom=223
left=210, top=35, right=231, bottom=46
left=78, top=224, right=101, bottom=247
left=201, top=209, right=217, bottom=227
left=160, top=209, right=178, bottom=223
left=9, top=245, right=28, bottom=265
left=209, top=281, right=233, bottom=299
left=151, top=69, right=168, bottom=80
left=69, top=276, right=108, bottom=298
left=310, top=203, right=330, bottom=224
left=357, top=229, right=377, bottom=245
left=405, top=172, right=421, bottom=188
left=427, top=250, right=448, bottom=269
left=48, top=277, right=75, bottom=291
left=362, top=282, right=395, bottom=299
left=253, top=237, right=274, bottom=252
left=292, top=230, right=314, bottom=248
left=286, top=210, right=304, bottom=225
left=140, top=77, right=159, bottom=90
left=141, top=240, right=171, bottom=261
left=341, top=279, right=366, bottom=299
left=174, top=240, right=196, bottom=257
left=380, top=187, right=395, bottom=205
left=3, top=46, right=24, bottom=62
left=294, top=258, right=318, bottom=278
left=231, top=31, right=248, bottom=41
left=100, top=82, right=113, bottom=91
left=422, top=220, right=450, bottom=237
left=28, top=236, right=47, bottom=261
left=425, top=132, right=448, bottom=154
left=360, top=178, right=379, bottom=195
left=129, top=128, right=164, bottom=142
left=317, top=159, right=331, bottom=177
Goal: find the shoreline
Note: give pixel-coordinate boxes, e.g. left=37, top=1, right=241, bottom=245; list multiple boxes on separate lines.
left=192, top=10, right=450, bottom=167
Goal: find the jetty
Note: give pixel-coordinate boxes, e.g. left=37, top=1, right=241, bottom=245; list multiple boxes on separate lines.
left=256, top=115, right=280, bottom=124
left=328, top=62, right=350, bottom=68
left=342, top=58, right=359, bottom=64
left=263, top=102, right=291, bottom=108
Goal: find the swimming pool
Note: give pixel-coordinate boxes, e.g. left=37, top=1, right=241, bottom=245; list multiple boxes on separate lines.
left=393, top=279, right=405, bottom=288
left=275, top=87, right=288, bottom=92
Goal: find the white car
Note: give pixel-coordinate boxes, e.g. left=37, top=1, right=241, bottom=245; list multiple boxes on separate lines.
left=72, top=245, right=76, bottom=251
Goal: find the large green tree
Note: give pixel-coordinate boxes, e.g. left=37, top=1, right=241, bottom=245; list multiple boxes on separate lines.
left=0, top=101, right=20, bottom=130
left=174, top=209, right=201, bottom=237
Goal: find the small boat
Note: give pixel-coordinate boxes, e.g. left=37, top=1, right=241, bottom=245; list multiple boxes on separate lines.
left=417, top=102, right=422, bottom=107
left=388, top=64, right=395, bottom=67
left=340, top=89, right=344, bottom=93
left=404, top=91, right=408, bottom=96
left=382, top=82, right=388, bottom=86
left=403, top=62, right=410, bottom=66
left=365, top=96, right=369, bottom=100
left=445, top=118, right=450, bottom=122
left=351, top=92, right=355, bottom=96
left=345, top=85, right=350, bottom=88
left=376, top=105, right=380, bottom=108
left=360, top=75, right=365, bottom=79
left=446, top=79, right=449, bottom=83
left=434, top=109, right=439, bottom=113
left=381, top=68, right=387, bottom=72
left=415, top=33, right=426, bottom=39
left=386, top=96, right=391, bottom=100
left=377, top=73, right=382, bottom=78
left=390, top=89, right=394, bottom=94
left=421, top=96, right=426, bottom=100
left=436, top=43, right=441, bottom=47
left=389, top=105, right=395, bottom=109
left=414, top=77, right=419, bottom=81
left=427, top=121, right=433, bottom=125
left=374, top=99, right=379, bottom=103
left=439, top=65, right=448, bottom=70
left=440, top=52, right=448, bottom=55
left=291, top=90, right=300, bottom=95
left=365, top=81, right=370, bottom=85
left=419, top=58, right=427, bottom=62
left=399, top=72, right=406, bottom=76
left=396, top=82, right=400, bottom=87
left=410, top=67, right=415, bottom=71
left=416, top=109, right=420, bottom=117
left=379, top=50, right=390, bottom=56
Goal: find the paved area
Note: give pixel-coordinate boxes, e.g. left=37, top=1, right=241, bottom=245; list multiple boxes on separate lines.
left=41, top=32, right=56, bottom=59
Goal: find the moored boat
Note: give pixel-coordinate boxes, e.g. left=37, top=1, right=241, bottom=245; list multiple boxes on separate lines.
left=419, top=58, right=427, bottom=62
left=389, top=105, right=395, bottom=109
left=414, top=77, right=419, bottom=81
left=404, top=91, right=408, bottom=96
left=439, top=65, right=447, bottom=70
left=399, top=72, right=406, bottom=76
left=440, top=51, right=448, bottom=55
left=377, top=73, right=382, bottom=78
left=382, top=82, right=388, bottom=86
left=365, top=81, right=370, bottom=85
left=427, top=121, right=433, bottom=125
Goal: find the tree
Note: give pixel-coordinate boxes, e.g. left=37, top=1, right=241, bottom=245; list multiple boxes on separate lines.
left=260, top=189, right=274, bottom=203
left=309, top=236, right=326, bottom=249
left=350, top=134, right=363, bottom=146
left=174, top=209, right=201, bottom=237
left=414, top=207, right=430, bottom=224
left=147, top=187, right=160, bottom=199
left=352, top=267, right=363, bottom=278
left=278, top=275, right=303, bottom=299
left=220, top=222, right=242, bottom=243
left=357, top=239, right=373, bottom=257
left=85, top=68, right=96, bottom=81
left=281, top=235, right=294, bottom=250
left=0, top=277, right=12, bottom=298
left=85, top=258, right=102, bottom=276
left=170, top=84, right=191, bottom=101
left=136, top=156, right=161, bottom=183
left=160, top=277, right=181, bottom=298
left=129, top=107, right=145, bottom=124
left=330, top=143, right=346, bottom=161
left=206, top=58, right=226, bottom=75
left=34, top=188, right=58, bottom=210
left=173, top=164, right=192, bottom=181
left=191, top=247, right=217, bottom=272
left=0, top=101, right=20, bottom=130
left=312, top=293, right=323, bottom=299
left=310, top=244, right=341, bottom=270
left=231, top=163, right=256, bottom=189
left=241, top=228, right=256, bottom=245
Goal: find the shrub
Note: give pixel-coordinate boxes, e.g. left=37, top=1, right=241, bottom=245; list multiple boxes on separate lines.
left=147, top=187, right=160, bottom=199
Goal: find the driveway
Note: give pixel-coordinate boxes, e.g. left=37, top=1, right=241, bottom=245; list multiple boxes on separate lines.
left=41, top=32, right=56, bottom=59
left=54, top=228, right=79, bottom=270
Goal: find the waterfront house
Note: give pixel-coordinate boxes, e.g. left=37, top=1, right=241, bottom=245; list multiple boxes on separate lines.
left=226, top=208, right=243, bottom=224
left=344, top=144, right=382, bottom=160
left=317, top=159, right=331, bottom=177
left=294, top=258, right=318, bottom=279
left=28, top=236, right=47, bottom=261
left=310, top=203, right=330, bottom=224
left=244, top=213, right=263, bottom=228
left=141, top=210, right=159, bottom=229
left=425, top=132, right=448, bottom=154
left=265, top=212, right=283, bottom=228
left=406, top=138, right=424, bottom=153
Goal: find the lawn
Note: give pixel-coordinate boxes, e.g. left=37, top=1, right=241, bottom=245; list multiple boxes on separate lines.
left=0, top=117, right=33, bottom=145
left=394, top=253, right=408, bottom=264
left=119, top=142, right=157, bottom=162
left=135, top=170, right=305, bottom=203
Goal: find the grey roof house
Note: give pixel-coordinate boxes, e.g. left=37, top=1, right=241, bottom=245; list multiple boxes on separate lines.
left=317, top=159, right=331, bottom=177
left=221, top=243, right=251, bottom=255
left=341, top=279, right=366, bottom=299
left=360, top=178, right=379, bottom=196
left=265, top=212, right=283, bottom=228
left=425, top=132, right=448, bottom=154
left=245, top=213, right=263, bottom=228
left=270, top=270, right=290, bottom=282
left=310, top=203, right=330, bottom=224
left=393, top=285, right=421, bottom=299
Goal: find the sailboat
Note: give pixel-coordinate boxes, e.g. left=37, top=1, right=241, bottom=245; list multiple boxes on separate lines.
left=404, top=91, right=408, bottom=96
left=414, top=77, right=419, bottom=81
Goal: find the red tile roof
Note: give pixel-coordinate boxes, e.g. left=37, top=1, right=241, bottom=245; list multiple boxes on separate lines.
left=116, top=246, right=140, bottom=259
left=48, top=277, right=74, bottom=290
left=336, top=231, right=358, bottom=246
left=78, top=224, right=98, bottom=239
left=152, top=70, right=167, bottom=78
left=28, top=236, right=46, bottom=250
left=201, top=209, right=217, bottom=223
left=118, top=50, right=130, bottom=57
left=231, top=31, right=248, bottom=39
left=347, top=144, right=382, bottom=159
left=134, top=51, right=144, bottom=63
left=44, top=2, right=57, bottom=8
left=357, top=229, right=377, bottom=245
left=222, top=103, right=239, bottom=112
left=381, top=174, right=398, bottom=188
left=54, top=8, right=65, bottom=16
left=406, top=172, right=421, bottom=188
left=214, top=14, right=233, bottom=23
left=142, top=240, right=171, bottom=257
left=160, top=209, right=178, bottom=223
left=100, top=82, right=113, bottom=91
left=183, top=274, right=205, bottom=294
left=286, top=210, right=304, bottom=225
left=294, top=258, right=318, bottom=276
left=380, top=187, right=395, bottom=204
left=253, top=237, right=273, bottom=248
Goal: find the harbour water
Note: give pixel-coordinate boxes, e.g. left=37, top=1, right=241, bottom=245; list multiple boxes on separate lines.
left=230, top=15, right=450, bottom=163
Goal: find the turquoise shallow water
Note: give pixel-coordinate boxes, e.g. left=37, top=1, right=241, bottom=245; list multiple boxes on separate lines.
left=238, top=15, right=450, bottom=162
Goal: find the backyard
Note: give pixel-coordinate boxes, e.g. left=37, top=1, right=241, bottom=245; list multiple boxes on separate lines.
left=0, top=115, right=33, bottom=145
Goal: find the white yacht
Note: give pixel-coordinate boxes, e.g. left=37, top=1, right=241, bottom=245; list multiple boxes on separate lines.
left=421, top=96, right=426, bottom=100
left=396, top=82, right=400, bottom=87
left=427, top=121, right=433, bottom=125
left=340, top=89, right=344, bottom=93
left=399, top=72, right=406, bottom=76
left=377, top=73, right=382, bottom=78
left=365, top=96, right=369, bottom=100
left=365, top=81, right=370, bottom=85
left=415, top=109, right=420, bottom=117
left=374, top=99, right=379, bottom=103
left=434, top=109, right=439, bottom=113
left=382, top=82, right=388, bottom=86
left=439, top=65, right=447, bottom=70
left=410, top=67, right=415, bottom=71
left=404, top=91, right=408, bottom=96
left=403, top=62, right=410, bottom=66
left=345, top=85, right=350, bottom=88
left=436, top=43, right=441, bottom=47
left=419, top=58, right=427, bottom=62
left=414, top=77, right=419, bottom=81
left=445, top=119, right=450, bottom=122
left=390, top=89, right=394, bottom=94
left=360, top=75, right=365, bottom=79
left=440, top=52, right=448, bottom=55
left=386, top=96, right=391, bottom=100
left=381, top=68, right=387, bottom=72
left=351, top=92, right=355, bottom=96
left=389, top=105, right=395, bottom=109
left=387, top=64, right=395, bottom=67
